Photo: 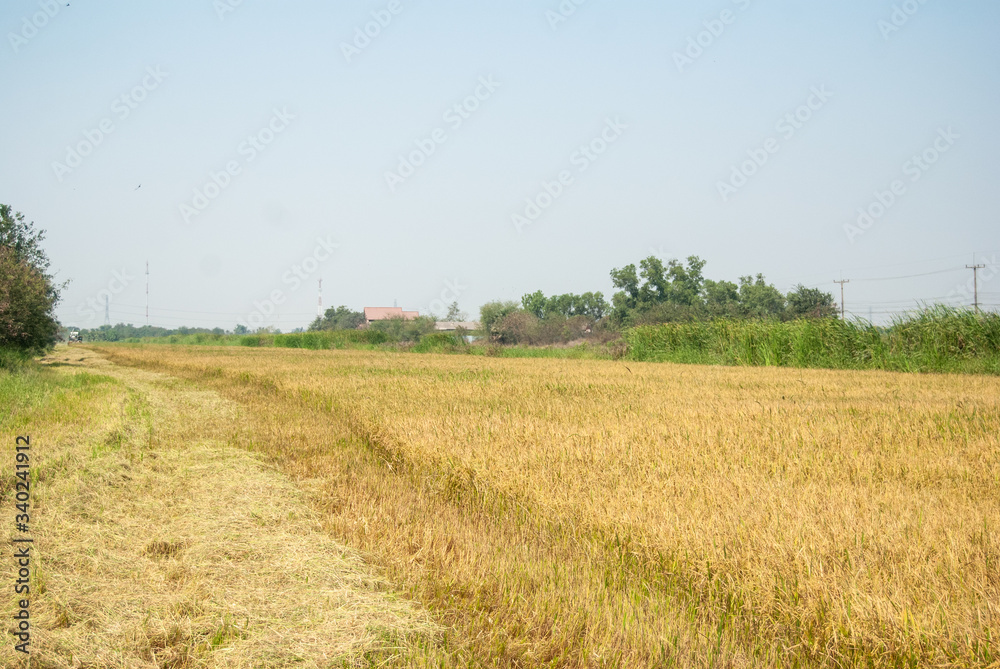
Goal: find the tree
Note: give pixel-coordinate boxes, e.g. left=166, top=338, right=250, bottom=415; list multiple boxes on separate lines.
left=445, top=301, right=466, bottom=321
left=785, top=285, right=836, bottom=319
left=0, top=205, right=61, bottom=352
left=1, top=205, right=51, bottom=276
left=0, top=246, right=60, bottom=351
left=703, top=279, right=740, bottom=317
left=310, top=305, right=365, bottom=331
left=479, top=300, right=520, bottom=340
left=519, top=291, right=608, bottom=322
left=737, top=274, right=785, bottom=318
left=576, top=292, right=608, bottom=320
left=610, top=263, right=640, bottom=320
left=665, top=256, right=706, bottom=306
left=611, top=255, right=707, bottom=322
left=521, top=290, right=547, bottom=319
left=233, top=324, right=249, bottom=334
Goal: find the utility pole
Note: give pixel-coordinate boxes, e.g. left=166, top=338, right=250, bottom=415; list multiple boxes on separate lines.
left=317, top=278, right=323, bottom=318
left=834, top=279, right=849, bottom=320
left=145, top=261, right=150, bottom=326
left=104, top=294, right=110, bottom=326
left=967, top=262, right=986, bottom=313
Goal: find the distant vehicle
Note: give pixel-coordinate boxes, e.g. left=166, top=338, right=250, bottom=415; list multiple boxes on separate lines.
left=68, top=331, right=81, bottom=343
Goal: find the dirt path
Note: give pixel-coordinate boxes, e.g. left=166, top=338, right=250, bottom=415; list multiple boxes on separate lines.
left=2, top=346, right=437, bottom=668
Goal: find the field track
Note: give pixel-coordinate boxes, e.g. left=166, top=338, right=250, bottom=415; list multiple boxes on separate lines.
left=0, top=347, right=435, bottom=668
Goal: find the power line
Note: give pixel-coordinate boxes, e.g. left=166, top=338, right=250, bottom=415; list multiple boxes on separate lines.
left=853, top=267, right=966, bottom=282
left=771, top=251, right=1000, bottom=287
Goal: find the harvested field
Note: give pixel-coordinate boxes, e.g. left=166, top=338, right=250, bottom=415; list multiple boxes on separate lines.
left=0, top=347, right=437, bottom=668
left=89, top=344, right=1000, bottom=667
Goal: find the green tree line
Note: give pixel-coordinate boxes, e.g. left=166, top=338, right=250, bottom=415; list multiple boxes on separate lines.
left=479, top=255, right=836, bottom=345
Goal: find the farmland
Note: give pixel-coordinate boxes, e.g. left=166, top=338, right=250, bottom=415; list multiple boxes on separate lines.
left=69, top=343, right=1000, bottom=667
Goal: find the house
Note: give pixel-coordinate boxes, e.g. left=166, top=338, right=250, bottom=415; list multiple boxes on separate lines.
left=434, top=321, right=479, bottom=332
left=363, top=307, right=419, bottom=327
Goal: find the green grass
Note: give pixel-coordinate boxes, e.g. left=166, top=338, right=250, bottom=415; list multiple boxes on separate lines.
left=0, top=356, right=116, bottom=433
left=469, top=343, right=611, bottom=359
left=0, top=347, right=34, bottom=372
left=624, top=307, right=1000, bottom=374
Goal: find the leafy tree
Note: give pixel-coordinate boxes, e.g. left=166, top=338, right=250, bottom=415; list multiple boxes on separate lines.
left=521, top=290, right=547, bottom=319
left=611, top=255, right=706, bottom=322
left=0, top=246, right=60, bottom=351
left=445, top=301, right=466, bottom=321
left=785, top=284, right=836, bottom=319
left=665, top=256, right=706, bottom=306
left=310, top=305, right=365, bottom=331
left=737, top=274, right=785, bottom=319
left=233, top=324, right=249, bottom=334
left=522, top=291, right=608, bottom=321
left=638, top=257, right=670, bottom=304
left=1, top=205, right=52, bottom=276
left=703, top=279, right=740, bottom=317
left=0, top=205, right=61, bottom=352
left=610, top=263, right=640, bottom=317
left=575, top=292, right=608, bottom=320
left=479, top=300, right=520, bottom=340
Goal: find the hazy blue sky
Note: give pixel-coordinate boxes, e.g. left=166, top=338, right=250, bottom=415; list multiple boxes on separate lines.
left=3, top=0, right=999, bottom=330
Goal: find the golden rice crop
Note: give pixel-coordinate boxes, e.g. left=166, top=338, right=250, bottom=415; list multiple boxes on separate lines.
left=98, top=344, right=1000, bottom=667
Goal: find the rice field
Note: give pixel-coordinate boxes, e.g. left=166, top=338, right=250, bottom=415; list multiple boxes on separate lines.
left=88, top=343, right=1000, bottom=667
left=0, top=348, right=437, bottom=668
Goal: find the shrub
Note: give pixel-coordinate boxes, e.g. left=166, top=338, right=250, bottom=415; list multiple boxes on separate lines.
left=413, top=332, right=466, bottom=353
left=479, top=301, right=521, bottom=341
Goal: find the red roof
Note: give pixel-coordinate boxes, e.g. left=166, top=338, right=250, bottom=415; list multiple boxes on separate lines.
left=364, top=307, right=419, bottom=321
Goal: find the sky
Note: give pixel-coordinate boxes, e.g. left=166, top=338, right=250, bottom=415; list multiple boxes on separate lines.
left=2, top=0, right=999, bottom=331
